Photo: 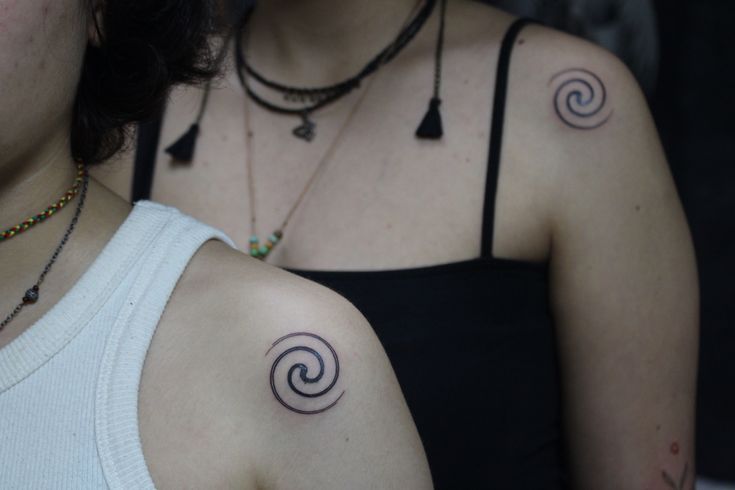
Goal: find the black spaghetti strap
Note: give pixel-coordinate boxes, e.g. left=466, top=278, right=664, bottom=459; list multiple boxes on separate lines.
left=480, top=18, right=535, bottom=258
left=131, top=109, right=165, bottom=202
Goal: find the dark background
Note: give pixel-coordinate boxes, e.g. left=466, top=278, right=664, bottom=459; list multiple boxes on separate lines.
left=652, top=0, right=735, bottom=481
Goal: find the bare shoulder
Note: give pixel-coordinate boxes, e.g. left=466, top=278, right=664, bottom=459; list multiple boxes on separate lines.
left=504, top=22, right=652, bottom=159
left=498, top=19, right=693, bottom=301
left=140, top=240, right=430, bottom=489
left=156, top=239, right=391, bottom=417
left=177, top=240, right=376, bottom=345
left=443, top=2, right=659, bottom=260
left=496, top=20, right=669, bottom=223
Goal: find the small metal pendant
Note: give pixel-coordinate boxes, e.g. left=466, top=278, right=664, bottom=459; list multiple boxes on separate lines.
left=292, top=113, right=316, bottom=142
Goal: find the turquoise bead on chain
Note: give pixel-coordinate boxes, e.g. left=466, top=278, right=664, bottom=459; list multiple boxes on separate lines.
left=249, top=230, right=283, bottom=259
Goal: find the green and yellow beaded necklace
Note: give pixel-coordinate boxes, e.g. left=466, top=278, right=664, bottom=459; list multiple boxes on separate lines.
left=0, top=163, right=86, bottom=242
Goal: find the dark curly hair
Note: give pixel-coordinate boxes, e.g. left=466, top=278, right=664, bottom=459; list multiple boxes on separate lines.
left=72, top=0, right=218, bottom=164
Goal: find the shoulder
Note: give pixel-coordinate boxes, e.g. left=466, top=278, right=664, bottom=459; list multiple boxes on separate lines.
left=163, top=240, right=386, bottom=402
left=447, top=3, right=662, bottom=250
left=508, top=21, right=644, bottom=125
left=488, top=20, right=687, bottom=276
left=493, top=20, right=663, bottom=223
left=178, top=240, right=372, bottom=341
left=444, top=2, right=650, bottom=181
left=142, top=240, right=429, bottom=488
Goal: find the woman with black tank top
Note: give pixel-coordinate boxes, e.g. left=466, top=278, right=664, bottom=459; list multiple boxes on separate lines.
left=94, top=0, right=699, bottom=488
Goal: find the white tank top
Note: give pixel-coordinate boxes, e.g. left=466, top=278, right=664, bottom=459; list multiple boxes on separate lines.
left=0, top=201, right=234, bottom=489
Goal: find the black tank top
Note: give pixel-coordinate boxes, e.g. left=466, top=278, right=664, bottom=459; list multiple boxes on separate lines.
left=133, top=18, right=566, bottom=489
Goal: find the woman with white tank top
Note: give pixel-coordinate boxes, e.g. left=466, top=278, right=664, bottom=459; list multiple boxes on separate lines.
left=0, top=1, right=432, bottom=489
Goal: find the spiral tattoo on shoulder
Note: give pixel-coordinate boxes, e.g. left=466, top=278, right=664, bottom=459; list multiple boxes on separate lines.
left=265, top=332, right=345, bottom=415
left=549, top=68, right=613, bottom=130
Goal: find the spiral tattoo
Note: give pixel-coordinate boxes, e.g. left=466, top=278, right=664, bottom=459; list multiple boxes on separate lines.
left=549, top=68, right=613, bottom=130
left=266, top=332, right=345, bottom=415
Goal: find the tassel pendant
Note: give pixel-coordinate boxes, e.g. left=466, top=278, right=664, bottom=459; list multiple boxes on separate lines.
left=292, top=113, right=316, bottom=142
left=165, top=123, right=200, bottom=162
left=416, top=0, right=447, bottom=140
left=415, top=97, right=443, bottom=139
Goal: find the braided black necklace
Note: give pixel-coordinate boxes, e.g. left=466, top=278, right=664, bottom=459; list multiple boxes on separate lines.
left=165, top=0, right=447, bottom=160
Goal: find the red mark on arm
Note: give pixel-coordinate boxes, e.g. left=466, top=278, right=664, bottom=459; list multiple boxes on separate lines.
left=670, top=442, right=680, bottom=455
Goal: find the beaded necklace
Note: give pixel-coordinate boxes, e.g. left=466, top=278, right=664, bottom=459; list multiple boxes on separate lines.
left=0, top=163, right=86, bottom=242
left=164, top=0, right=447, bottom=162
left=243, top=71, right=377, bottom=260
left=240, top=2, right=429, bottom=260
left=0, top=164, right=89, bottom=331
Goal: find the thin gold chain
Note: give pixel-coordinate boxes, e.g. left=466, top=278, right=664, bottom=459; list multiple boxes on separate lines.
left=243, top=57, right=379, bottom=256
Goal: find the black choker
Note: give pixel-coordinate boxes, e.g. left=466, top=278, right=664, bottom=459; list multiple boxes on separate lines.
left=165, top=0, right=447, bottom=160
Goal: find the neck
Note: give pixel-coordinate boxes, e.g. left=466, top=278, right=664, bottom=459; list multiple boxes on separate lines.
left=246, top=0, right=426, bottom=86
left=0, top=131, right=130, bottom=343
left=0, top=131, right=77, bottom=231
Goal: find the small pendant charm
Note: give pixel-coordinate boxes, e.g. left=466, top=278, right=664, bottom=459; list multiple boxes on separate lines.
left=292, top=113, right=316, bottom=142
left=23, top=286, right=39, bottom=304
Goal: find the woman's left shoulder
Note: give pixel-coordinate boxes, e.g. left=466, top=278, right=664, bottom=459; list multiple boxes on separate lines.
left=483, top=14, right=663, bottom=205
left=503, top=18, right=645, bottom=117
left=450, top=1, right=651, bottom=167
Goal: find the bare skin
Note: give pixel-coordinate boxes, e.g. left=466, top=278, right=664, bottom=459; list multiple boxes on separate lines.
left=95, top=0, right=699, bottom=488
left=0, top=1, right=432, bottom=488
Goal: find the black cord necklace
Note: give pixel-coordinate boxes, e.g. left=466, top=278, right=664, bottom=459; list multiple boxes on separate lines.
left=165, top=0, right=447, bottom=160
left=239, top=4, right=436, bottom=100
left=235, top=0, right=436, bottom=141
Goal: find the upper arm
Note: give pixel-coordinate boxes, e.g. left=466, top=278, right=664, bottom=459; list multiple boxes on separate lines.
left=519, top=28, right=698, bottom=489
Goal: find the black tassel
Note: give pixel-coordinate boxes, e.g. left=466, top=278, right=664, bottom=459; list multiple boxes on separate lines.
left=416, top=97, right=443, bottom=139
left=165, top=123, right=200, bottom=162
left=416, top=0, right=447, bottom=140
